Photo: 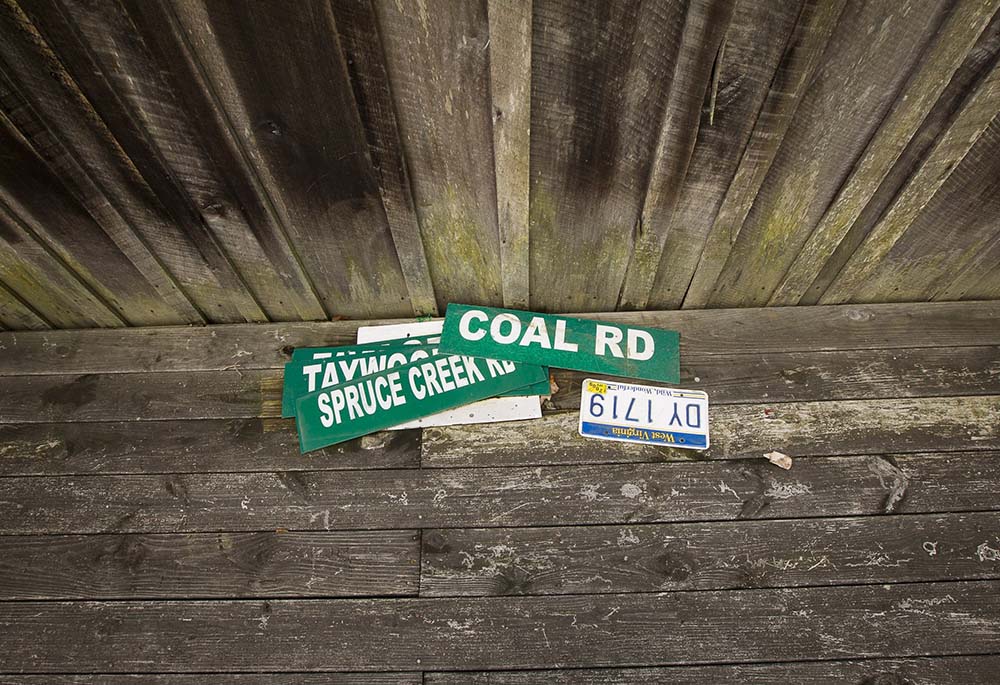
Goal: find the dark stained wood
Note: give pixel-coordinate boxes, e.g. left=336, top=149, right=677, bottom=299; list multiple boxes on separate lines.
left=528, top=0, right=687, bottom=312
left=821, top=56, right=1000, bottom=303
left=0, top=110, right=188, bottom=326
left=488, top=0, right=532, bottom=310
left=0, top=277, right=47, bottom=329
left=0, top=420, right=419, bottom=476
left=421, top=512, right=1000, bottom=596
left=646, top=0, right=803, bottom=309
left=618, top=0, right=735, bottom=310
left=330, top=0, right=438, bottom=317
left=373, top=0, right=502, bottom=311
left=1, top=301, right=997, bottom=375
left=681, top=0, right=847, bottom=308
left=1, top=344, right=995, bottom=423
left=770, top=0, right=1000, bottom=305
left=140, top=0, right=413, bottom=319
left=2, top=452, right=997, bottom=534
left=0, top=530, right=419, bottom=600
left=28, top=0, right=326, bottom=322
left=426, top=655, right=1000, bottom=685
left=0, top=677, right=421, bottom=685
left=707, top=0, right=951, bottom=308
left=0, top=581, right=997, bottom=671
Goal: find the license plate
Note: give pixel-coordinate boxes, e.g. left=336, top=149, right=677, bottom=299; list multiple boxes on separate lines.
left=578, top=379, right=709, bottom=449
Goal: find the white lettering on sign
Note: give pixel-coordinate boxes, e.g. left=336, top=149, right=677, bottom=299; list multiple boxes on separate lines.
left=456, top=309, right=656, bottom=361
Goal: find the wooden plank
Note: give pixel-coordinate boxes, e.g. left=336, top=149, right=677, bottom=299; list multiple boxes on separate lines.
left=0, top=581, right=997, bottom=671
left=0, top=199, right=122, bottom=329
left=426, top=397, right=1000, bottom=467
left=2, top=301, right=998, bottom=375
left=0, top=110, right=189, bottom=326
left=821, top=56, right=1000, bottom=303
left=487, top=0, right=532, bottom=310
left=849, top=117, right=1000, bottom=302
left=939, top=233, right=1000, bottom=301
left=0, top=677, right=420, bottom=685
left=769, top=0, right=1000, bottom=305
left=707, top=0, right=951, bottom=308
left=139, top=0, right=412, bottom=319
left=421, top=511, right=1000, bottom=596
left=1, top=452, right=998, bottom=534
left=0, top=2, right=227, bottom=324
left=1, top=346, right=995, bottom=423
left=330, top=0, right=437, bottom=317
left=0, top=277, right=47, bottom=329
left=426, top=655, right=1000, bottom=685
left=528, top=0, right=687, bottom=311
left=680, top=0, right=846, bottom=309
left=373, top=0, right=502, bottom=310
left=0, top=420, right=420, bottom=476
left=646, top=0, right=803, bottom=309
left=617, top=0, right=735, bottom=310
left=28, top=0, right=324, bottom=322
left=0, top=530, right=418, bottom=600
left=796, top=8, right=1000, bottom=306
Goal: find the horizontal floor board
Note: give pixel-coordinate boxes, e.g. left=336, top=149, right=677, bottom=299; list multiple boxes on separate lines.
left=425, top=654, right=1000, bottom=684
left=0, top=301, right=996, bottom=375
left=420, top=511, right=1000, bottom=596
left=0, top=581, right=996, bottom=671
left=0, top=530, right=419, bottom=600
left=0, top=676, right=420, bottom=684
left=1, top=453, right=996, bottom=534
left=423, top=396, right=1000, bottom=467
left=1, top=346, right=997, bottom=423
left=0, top=420, right=419, bottom=476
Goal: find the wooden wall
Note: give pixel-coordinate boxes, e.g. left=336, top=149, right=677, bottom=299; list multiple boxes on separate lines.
left=0, top=0, right=998, bottom=330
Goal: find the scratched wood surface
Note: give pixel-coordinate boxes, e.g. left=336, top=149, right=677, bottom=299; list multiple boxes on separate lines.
left=0, top=303, right=998, bottom=678
left=0, top=1, right=999, bottom=324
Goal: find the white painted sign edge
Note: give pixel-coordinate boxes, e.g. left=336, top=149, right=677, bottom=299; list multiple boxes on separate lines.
left=356, top=321, right=541, bottom=430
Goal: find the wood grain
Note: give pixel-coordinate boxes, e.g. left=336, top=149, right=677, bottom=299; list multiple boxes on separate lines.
left=0, top=530, right=419, bottom=600
left=0, top=581, right=996, bottom=671
left=0, top=277, right=47, bottom=329
left=0, top=345, right=994, bottom=423
left=0, top=677, right=420, bottom=685
left=1, top=452, right=997, bottom=534
left=681, top=0, right=847, bottom=308
left=770, top=0, right=1000, bottom=305
left=0, top=419, right=419, bottom=476
left=488, top=0, right=532, bottom=310
left=425, top=655, right=1000, bottom=685
left=374, top=0, right=502, bottom=310
left=421, top=512, right=1000, bottom=596
left=1, top=301, right=996, bottom=375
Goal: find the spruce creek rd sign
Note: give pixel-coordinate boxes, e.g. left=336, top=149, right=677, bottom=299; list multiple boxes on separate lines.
left=294, top=352, right=548, bottom=452
left=440, top=304, right=680, bottom=383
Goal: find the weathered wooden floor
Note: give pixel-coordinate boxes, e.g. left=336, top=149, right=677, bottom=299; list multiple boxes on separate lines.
left=0, top=301, right=998, bottom=682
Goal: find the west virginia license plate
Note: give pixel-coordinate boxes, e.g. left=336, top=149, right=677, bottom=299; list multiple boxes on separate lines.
left=578, top=379, right=709, bottom=449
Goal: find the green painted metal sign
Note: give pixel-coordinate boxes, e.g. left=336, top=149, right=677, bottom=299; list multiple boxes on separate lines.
left=439, top=304, right=680, bottom=383
left=283, top=339, right=549, bottom=417
left=295, top=352, right=548, bottom=452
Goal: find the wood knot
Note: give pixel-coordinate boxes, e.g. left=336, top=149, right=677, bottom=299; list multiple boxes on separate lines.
left=863, top=673, right=910, bottom=685
left=261, top=119, right=283, bottom=136
left=422, top=531, right=450, bottom=554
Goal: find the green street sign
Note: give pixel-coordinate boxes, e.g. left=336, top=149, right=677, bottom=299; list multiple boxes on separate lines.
left=283, top=341, right=549, bottom=417
left=439, top=304, right=680, bottom=383
left=288, top=334, right=440, bottom=363
left=295, top=352, right=548, bottom=452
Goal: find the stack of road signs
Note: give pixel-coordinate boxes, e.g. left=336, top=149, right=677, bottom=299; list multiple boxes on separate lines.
left=286, top=304, right=709, bottom=453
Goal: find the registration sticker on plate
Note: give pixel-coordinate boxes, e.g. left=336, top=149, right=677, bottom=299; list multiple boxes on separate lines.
left=578, top=378, right=709, bottom=450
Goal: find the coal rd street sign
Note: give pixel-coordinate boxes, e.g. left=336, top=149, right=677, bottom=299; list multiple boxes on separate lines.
left=283, top=341, right=550, bottom=417
left=440, top=304, right=680, bottom=383
left=295, top=352, right=548, bottom=452
left=578, top=379, right=709, bottom=449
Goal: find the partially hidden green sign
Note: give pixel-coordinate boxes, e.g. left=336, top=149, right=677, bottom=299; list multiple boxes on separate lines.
left=283, top=339, right=549, bottom=417
left=439, top=304, right=680, bottom=383
left=295, top=352, right=548, bottom=452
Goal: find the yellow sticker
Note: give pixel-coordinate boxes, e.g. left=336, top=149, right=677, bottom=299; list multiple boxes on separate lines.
left=587, top=380, right=607, bottom=394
